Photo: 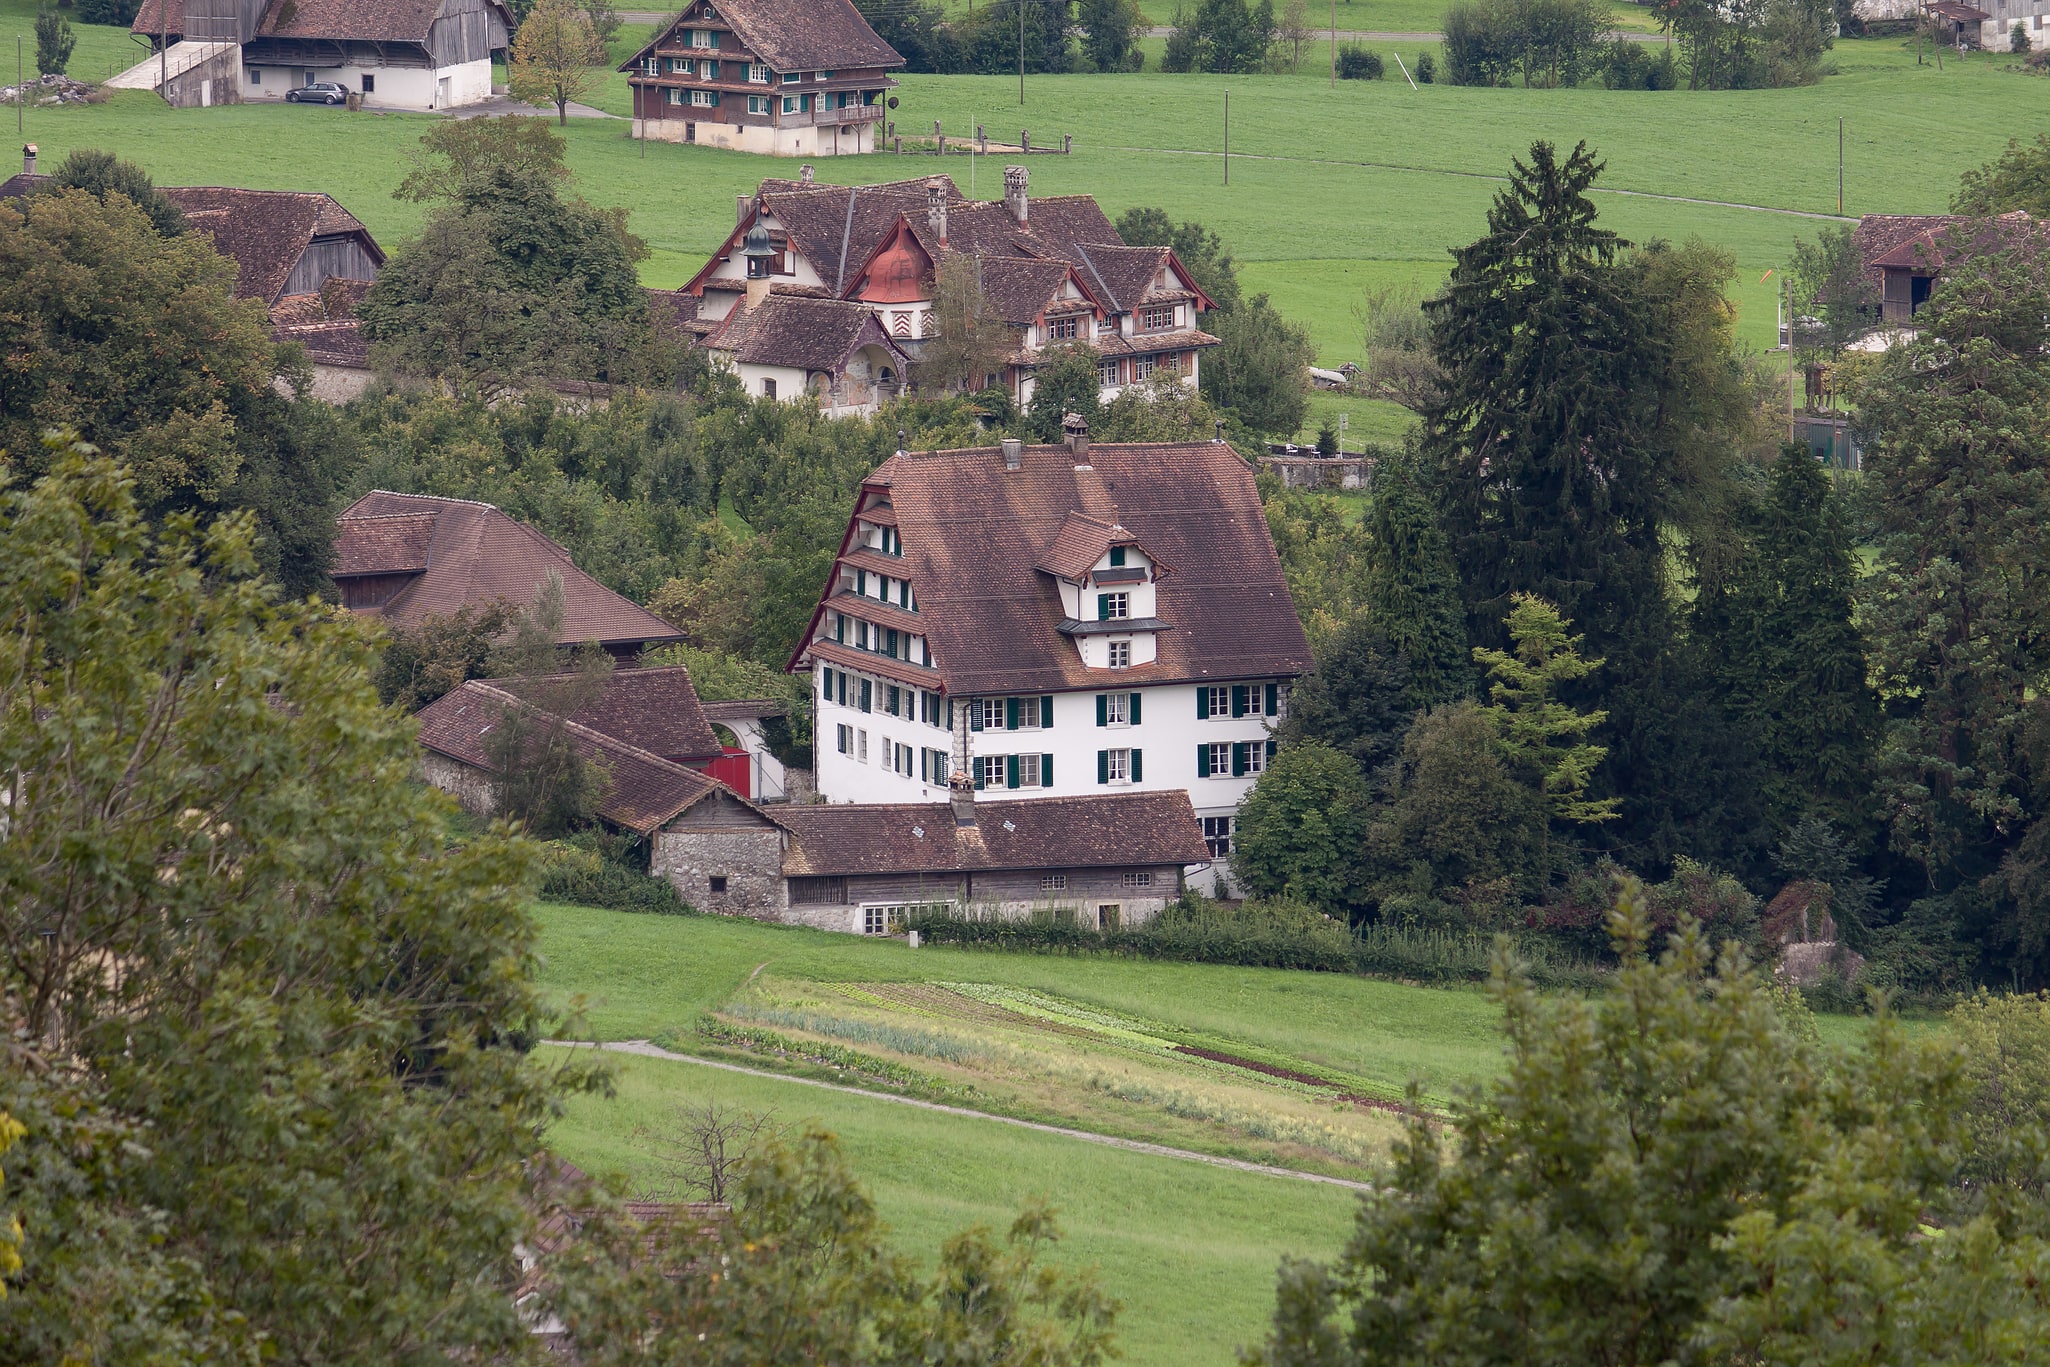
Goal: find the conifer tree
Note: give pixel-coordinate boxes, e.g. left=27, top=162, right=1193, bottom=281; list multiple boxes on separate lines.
left=1692, top=446, right=1877, bottom=843
left=1852, top=230, right=2050, bottom=983
left=1473, top=595, right=1618, bottom=829
left=1364, top=448, right=1471, bottom=709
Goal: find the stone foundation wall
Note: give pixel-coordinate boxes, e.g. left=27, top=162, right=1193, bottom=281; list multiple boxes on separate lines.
left=420, top=751, right=496, bottom=818
left=652, top=826, right=785, bottom=919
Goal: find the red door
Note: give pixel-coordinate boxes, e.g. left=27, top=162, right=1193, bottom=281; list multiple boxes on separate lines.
left=705, top=747, right=752, bottom=798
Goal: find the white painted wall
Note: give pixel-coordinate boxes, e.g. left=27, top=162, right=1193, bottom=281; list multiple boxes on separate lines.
left=242, top=56, right=492, bottom=109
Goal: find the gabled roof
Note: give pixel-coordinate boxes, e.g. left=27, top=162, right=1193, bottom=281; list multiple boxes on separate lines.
left=778, top=791, right=1210, bottom=877
left=792, top=442, right=1311, bottom=694
left=618, top=0, right=904, bottom=75
left=963, top=256, right=1089, bottom=327
left=494, top=665, right=724, bottom=763
left=685, top=180, right=956, bottom=299
left=705, top=294, right=908, bottom=373
left=1853, top=211, right=2045, bottom=286
left=136, top=0, right=512, bottom=42
left=415, top=681, right=734, bottom=835
left=1034, top=511, right=1154, bottom=583
left=159, top=187, right=384, bottom=305
left=335, top=511, right=437, bottom=574
left=336, top=492, right=684, bottom=650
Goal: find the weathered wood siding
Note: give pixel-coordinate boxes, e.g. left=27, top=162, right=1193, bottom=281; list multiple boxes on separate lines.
left=428, top=0, right=508, bottom=67
left=283, top=235, right=380, bottom=298
left=185, top=0, right=268, bottom=43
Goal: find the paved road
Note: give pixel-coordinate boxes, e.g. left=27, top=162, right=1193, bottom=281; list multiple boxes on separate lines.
left=546, top=1038, right=1377, bottom=1192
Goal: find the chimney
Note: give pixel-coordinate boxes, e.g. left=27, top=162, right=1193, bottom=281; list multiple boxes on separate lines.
left=1003, top=165, right=1029, bottom=226
left=736, top=193, right=749, bottom=227
left=949, top=772, right=977, bottom=828
left=1001, top=436, right=1023, bottom=470
left=800, top=162, right=815, bottom=185
left=1062, top=412, right=1090, bottom=462
left=746, top=275, right=770, bottom=312
left=22, top=143, right=35, bottom=177
left=897, top=427, right=909, bottom=459
left=1214, top=420, right=1227, bottom=444
left=925, top=177, right=949, bottom=248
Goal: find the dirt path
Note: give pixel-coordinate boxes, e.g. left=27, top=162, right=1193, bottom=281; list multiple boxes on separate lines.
left=1142, top=24, right=1669, bottom=41
left=546, top=1038, right=1376, bottom=1192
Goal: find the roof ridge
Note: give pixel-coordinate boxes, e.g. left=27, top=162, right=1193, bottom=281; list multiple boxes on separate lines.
left=350, top=489, right=505, bottom=513
left=464, top=681, right=703, bottom=777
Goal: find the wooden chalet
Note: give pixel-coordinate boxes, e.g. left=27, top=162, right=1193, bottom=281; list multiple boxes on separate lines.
left=619, top=0, right=904, bottom=157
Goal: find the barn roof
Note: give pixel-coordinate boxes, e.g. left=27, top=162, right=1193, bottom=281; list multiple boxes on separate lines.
left=777, top=790, right=1210, bottom=877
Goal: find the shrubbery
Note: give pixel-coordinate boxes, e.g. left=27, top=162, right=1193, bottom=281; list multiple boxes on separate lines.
left=1337, top=45, right=1384, bottom=78
left=903, top=896, right=1608, bottom=991
left=536, top=834, right=695, bottom=915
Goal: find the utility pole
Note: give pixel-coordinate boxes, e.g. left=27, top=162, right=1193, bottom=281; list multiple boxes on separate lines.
left=1019, top=0, right=1025, bottom=105
left=160, top=0, right=168, bottom=99
left=1330, top=0, right=1337, bottom=88
left=1785, top=273, right=1798, bottom=444
left=1223, top=88, right=1229, bottom=185
left=1838, top=117, right=1844, bottom=215
left=16, top=39, right=22, bottom=137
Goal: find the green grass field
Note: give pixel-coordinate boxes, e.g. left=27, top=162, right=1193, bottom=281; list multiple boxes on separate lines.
left=2, top=21, right=2033, bottom=368
left=545, top=1045, right=1359, bottom=1367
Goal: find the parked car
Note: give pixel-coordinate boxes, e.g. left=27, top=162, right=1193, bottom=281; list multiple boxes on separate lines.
left=284, top=82, right=349, bottom=105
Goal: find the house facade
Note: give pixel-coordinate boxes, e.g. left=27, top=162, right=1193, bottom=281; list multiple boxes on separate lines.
left=620, top=0, right=903, bottom=156
left=785, top=429, right=1312, bottom=887
left=131, top=0, right=511, bottom=111
left=673, top=168, right=1218, bottom=412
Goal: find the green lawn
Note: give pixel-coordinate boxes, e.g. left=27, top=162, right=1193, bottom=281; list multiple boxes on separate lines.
left=545, top=1045, right=1359, bottom=1367
left=5, top=30, right=2034, bottom=361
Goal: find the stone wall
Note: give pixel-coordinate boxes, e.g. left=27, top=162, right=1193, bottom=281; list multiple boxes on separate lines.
left=420, top=751, right=496, bottom=818
left=653, top=792, right=787, bottom=918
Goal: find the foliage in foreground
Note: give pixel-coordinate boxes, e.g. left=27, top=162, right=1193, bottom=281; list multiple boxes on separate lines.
left=1250, top=881, right=2050, bottom=1367
left=544, top=1128, right=1120, bottom=1366
left=0, top=445, right=588, bottom=1363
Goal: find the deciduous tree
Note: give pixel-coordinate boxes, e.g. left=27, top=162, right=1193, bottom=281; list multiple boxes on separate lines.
left=1079, top=0, right=1145, bottom=69
left=509, top=0, right=606, bottom=125
left=396, top=113, right=570, bottom=203
left=1954, top=133, right=2050, bottom=217
left=1026, top=343, right=1105, bottom=440
left=42, top=147, right=185, bottom=235
left=1231, top=741, right=1374, bottom=917
left=917, top=253, right=1015, bottom=396
left=1202, top=292, right=1313, bottom=437
left=1112, top=207, right=1243, bottom=316
left=33, top=4, right=73, bottom=76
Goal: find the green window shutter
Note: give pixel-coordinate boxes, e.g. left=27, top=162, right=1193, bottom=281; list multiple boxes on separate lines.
left=970, top=700, right=984, bottom=731
left=1266, top=740, right=1278, bottom=763
left=1096, top=694, right=1108, bottom=727
left=1266, top=683, right=1279, bottom=715
left=1232, top=685, right=1249, bottom=718
left=1110, top=546, right=1126, bottom=567
left=1132, top=749, right=1143, bottom=781
left=860, top=680, right=871, bottom=712
left=1006, top=697, right=1020, bottom=730
left=1098, top=750, right=1110, bottom=784
left=1233, top=742, right=1249, bottom=777
left=1007, top=755, right=1020, bottom=789
left=975, top=763, right=986, bottom=791
left=1041, top=754, right=1054, bottom=787
left=1130, top=692, right=1142, bottom=724
left=1196, top=688, right=1209, bottom=719
left=1196, top=745, right=1210, bottom=778
left=1097, top=594, right=1111, bottom=621
left=1040, top=696, right=1053, bottom=728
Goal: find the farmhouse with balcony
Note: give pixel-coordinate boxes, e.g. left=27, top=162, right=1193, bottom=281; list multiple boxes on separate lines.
left=786, top=425, right=1310, bottom=890
left=128, top=0, right=511, bottom=110
left=670, top=167, right=1217, bottom=413
left=620, top=0, right=903, bottom=156
left=334, top=491, right=685, bottom=662
left=1852, top=210, right=2045, bottom=329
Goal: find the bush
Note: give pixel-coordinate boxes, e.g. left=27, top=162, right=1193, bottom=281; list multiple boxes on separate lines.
left=1415, top=50, right=1436, bottom=82
left=902, top=896, right=1608, bottom=991
left=76, top=0, right=143, bottom=22
left=1337, top=45, right=1384, bottom=78
left=1602, top=38, right=1678, bottom=88
left=535, top=835, right=696, bottom=915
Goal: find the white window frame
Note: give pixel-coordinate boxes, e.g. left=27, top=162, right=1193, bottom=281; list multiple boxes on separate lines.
left=1106, top=748, right=1131, bottom=783
left=1122, top=871, right=1154, bottom=889
left=782, top=70, right=801, bottom=84
left=1040, top=873, right=1069, bottom=891
left=1141, top=304, right=1176, bottom=331
left=977, top=698, right=1006, bottom=731
left=748, top=63, right=770, bottom=82
left=1047, top=315, right=1079, bottom=341
left=1205, top=741, right=1233, bottom=777
left=1017, top=753, right=1042, bottom=787
left=857, top=729, right=869, bottom=762
left=1104, top=692, right=1129, bottom=726
left=976, top=754, right=1006, bottom=790
left=747, top=93, right=770, bottom=114
left=1247, top=742, right=1269, bottom=775
left=1098, top=358, right=1120, bottom=387
left=1204, top=685, right=1231, bottom=718
left=1202, top=815, right=1232, bottom=857
left=1107, top=640, right=1132, bottom=669
left=690, top=88, right=717, bottom=107
left=1101, top=591, right=1130, bottom=620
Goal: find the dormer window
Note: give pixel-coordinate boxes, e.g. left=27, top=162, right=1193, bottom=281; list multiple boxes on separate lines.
left=1140, top=305, right=1176, bottom=332
left=1109, top=546, right=1126, bottom=567
left=1047, top=315, right=1078, bottom=341
left=1098, top=591, right=1129, bottom=621
left=1108, top=641, right=1132, bottom=668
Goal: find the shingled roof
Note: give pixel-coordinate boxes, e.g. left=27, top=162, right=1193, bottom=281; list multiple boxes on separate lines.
left=778, top=790, right=1209, bottom=877
left=136, top=0, right=510, bottom=42
left=160, top=187, right=383, bottom=305
left=793, top=441, right=1310, bottom=695
left=415, top=681, right=730, bottom=835
left=493, top=665, right=724, bottom=764
left=336, top=492, right=683, bottom=651
left=705, top=294, right=908, bottom=372
left=620, top=0, right=904, bottom=75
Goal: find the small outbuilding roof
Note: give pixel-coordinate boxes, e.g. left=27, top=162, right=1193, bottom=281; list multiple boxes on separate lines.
left=777, top=791, right=1210, bottom=877
left=492, top=665, right=725, bottom=764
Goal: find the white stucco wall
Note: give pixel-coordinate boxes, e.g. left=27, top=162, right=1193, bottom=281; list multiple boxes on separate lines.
left=632, top=117, right=878, bottom=156
left=242, top=56, right=492, bottom=110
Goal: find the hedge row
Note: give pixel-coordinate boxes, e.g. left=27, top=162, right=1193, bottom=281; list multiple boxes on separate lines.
left=538, top=858, right=695, bottom=916
left=901, top=908, right=1610, bottom=992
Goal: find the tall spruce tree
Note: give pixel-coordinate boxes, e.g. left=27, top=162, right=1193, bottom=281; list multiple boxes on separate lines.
left=1693, top=446, right=1878, bottom=844
left=1364, top=448, right=1471, bottom=709
left=1852, top=230, right=2050, bottom=985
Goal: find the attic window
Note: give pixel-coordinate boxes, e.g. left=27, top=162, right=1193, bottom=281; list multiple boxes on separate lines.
left=1140, top=305, right=1176, bottom=332
left=1047, top=316, right=1078, bottom=340
left=1109, top=546, right=1126, bottom=567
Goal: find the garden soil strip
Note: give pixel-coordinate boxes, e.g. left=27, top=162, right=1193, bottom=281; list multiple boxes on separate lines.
left=1171, top=1044, right=1420, bottom=1118
left=545, top=1039, right=1375, bottom=1193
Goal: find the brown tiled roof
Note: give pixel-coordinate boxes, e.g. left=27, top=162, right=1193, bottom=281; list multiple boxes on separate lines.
left=1035, top=511, right=1132, bottom=582
left=756, top=182, right=944, bottom=294
left=1071, top=243, right=1170, bottom=313
left=778, top=791, right=1209, bottom=877
left=974, top=256, right=1078, bottom=326
left=0, top=172, right=49, bottom=202
left=160, top=187, right=383, bottom=305
left=274, top=320, right=369, bottom=368
left=706, top=294, right=907, bottom=373
left=794, top=442, right=1310, bottom=694
left=334, top=511, right=436, bottom=574
left=621, top=0, right=903, bottom=75
left=415, top=681, right=729, bottom=835
left=493, top=665, right=723, bottom=763
left=252, top=0, right=511, bottom=42
left=899, top=197, right=1124, bottom=274
left=336, top=492, right=684, bottom=650
left=700, top=699, right=787, bottom=721
left=131, top=0, right=184, bottom=34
